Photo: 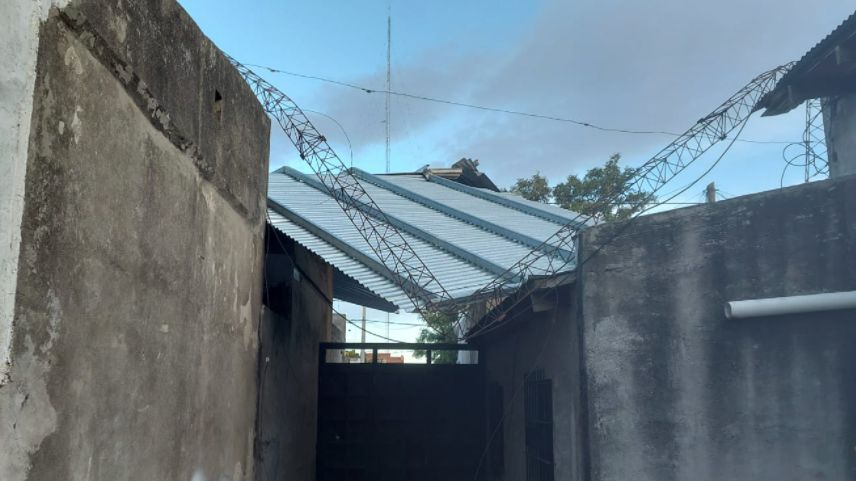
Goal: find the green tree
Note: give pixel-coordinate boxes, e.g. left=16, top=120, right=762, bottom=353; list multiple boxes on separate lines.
left=510, top=172, right=551, bottom=203
left=552, top=154, right=653, bottom=222
left=414, top=310, right=458, bottom=364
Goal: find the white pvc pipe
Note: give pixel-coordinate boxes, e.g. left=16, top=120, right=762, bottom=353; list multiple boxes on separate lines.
left=724, top=291, right=856, bottom=319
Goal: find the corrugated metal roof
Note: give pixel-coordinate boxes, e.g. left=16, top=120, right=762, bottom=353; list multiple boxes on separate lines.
left=267, top=167, right=584, bottom=312
left=775, top=10, right=856, bottom=89
left=759, top=9, right=856, bottom=115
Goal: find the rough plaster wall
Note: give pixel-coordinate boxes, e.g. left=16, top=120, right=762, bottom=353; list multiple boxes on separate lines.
left=823, top=95, right=856, bottom=178
left=0, top=0, right=70, bottom=384
left=257, top=241, right=333, bottom=481
left=481, top=286, right=585, bottom=481
left=579, top=177, right=856, bottom=481
left=0, top=2, right=269, bottom=480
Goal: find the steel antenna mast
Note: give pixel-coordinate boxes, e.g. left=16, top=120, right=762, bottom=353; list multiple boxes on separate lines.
left=385, top=6, right=392, bottom=174
left=227, top=56, right=455, bottom=315
left=385, top=5, right=393, bottom=339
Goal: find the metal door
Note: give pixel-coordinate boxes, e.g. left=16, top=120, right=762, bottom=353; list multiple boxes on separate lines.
left=316, top=343, right=486, bottom=481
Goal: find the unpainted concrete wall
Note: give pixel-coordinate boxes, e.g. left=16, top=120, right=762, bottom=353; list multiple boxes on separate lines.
left=0, top=0, right=70, bottom=384
left=823, top=95, right=856, bottom=178
left=579, top=176, right=856, bottom=481
left=479, top=284, right=586, bottom=481
left=257, top=236, right=333, bottom=481
left=0, top=1, right=269, bottom=480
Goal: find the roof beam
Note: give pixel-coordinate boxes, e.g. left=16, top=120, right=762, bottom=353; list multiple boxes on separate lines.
left=425, top=172, right=587, bottom=228
left=266, top=197, right=435, bottom=307
left=350, top=168, right=576, bottom=263
left=277, top=167, right=520, bottom=283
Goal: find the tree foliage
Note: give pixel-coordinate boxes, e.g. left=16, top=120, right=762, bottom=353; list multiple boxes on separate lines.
left=414, top=310, right=458, bottom=364
left=509, top=172, right=551, bottom=203
left=553, top=154, right=651, bottom=222
left=509, top=154, right=654, bottom=223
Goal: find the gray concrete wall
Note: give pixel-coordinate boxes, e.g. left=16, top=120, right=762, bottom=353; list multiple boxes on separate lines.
left=0, top=0, right=70, bottom=383
left=579, top=176, right=856, bottom=481
left=257, top=238, right=333, bottom=481
left=823, top=94, right=856, bottom=178
left=479, top=284, right=586, bottom=481
left=0, top=1, right=269, bottom=480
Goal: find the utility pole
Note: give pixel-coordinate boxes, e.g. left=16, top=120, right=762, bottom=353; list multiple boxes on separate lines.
left=706, top=182, right=717, bottom=203
left=360, top=305, right=367, bottom=362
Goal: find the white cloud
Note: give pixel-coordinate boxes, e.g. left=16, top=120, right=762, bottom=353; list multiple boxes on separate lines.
left=277, top=0, right=855, bottom=187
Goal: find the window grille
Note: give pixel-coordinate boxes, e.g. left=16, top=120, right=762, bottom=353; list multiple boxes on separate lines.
left=524, top=370, right=554, bottom=481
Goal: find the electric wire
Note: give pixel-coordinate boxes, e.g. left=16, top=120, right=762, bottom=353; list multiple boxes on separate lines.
left=467, top=119, right=752, bottom=480
left=247, top=57, right=797, bottom=348
left=468, top=116, right=750, bottom=340
left=236, top=57, right=795, bottom=345
left=244, top=61, right=793, bottom=144
left=357, top=318, right=429, bottom=328
left=470, top=287, right=561, bottom=481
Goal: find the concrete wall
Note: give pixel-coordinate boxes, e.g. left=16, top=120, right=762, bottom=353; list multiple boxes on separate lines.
left=0, top=1, right=269, bottom=480
left=578, top=176, right=856, bottom=481
left=479, top=283, right=586, bottom=481
left=257, top=236, right=333, bottom=481
left=0, top=0, right=70, bottom=383
left=823, top=95, right=856, bottom=178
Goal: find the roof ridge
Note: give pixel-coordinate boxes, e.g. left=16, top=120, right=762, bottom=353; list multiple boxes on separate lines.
left=273, top=168, right=516, bottom=281
left=349, top=168, right=575, bottom=262
left=424, top=172, right=587, bottom=228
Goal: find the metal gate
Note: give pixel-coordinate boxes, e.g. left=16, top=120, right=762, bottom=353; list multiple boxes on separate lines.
left=316, top=343, right=486, bottom=481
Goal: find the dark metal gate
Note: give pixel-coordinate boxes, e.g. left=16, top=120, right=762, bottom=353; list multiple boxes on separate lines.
left=316, top=343, right=486, bottom=481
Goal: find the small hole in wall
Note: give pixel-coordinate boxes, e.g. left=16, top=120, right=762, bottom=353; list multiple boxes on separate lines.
left=214, top=89, right=224, bottom=122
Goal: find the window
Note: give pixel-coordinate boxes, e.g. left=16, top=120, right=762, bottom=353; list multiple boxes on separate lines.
left=524, top=370, right=554, bottom=481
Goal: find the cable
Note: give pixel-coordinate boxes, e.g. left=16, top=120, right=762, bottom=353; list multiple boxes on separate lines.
left=469, top=124, right=750, bottom=476
left=471, top=287, right=562, bottom=481
left=344, top=318, right=404, bottom=343
left=360, top=318, right=428, bottom=328
left=469, top=116, right=751, bottom=340
left=244, top=61, right=792, bottom=144
left=302, top=109, right=355, bottom=168
left=543, top=200, right=704, bottom=206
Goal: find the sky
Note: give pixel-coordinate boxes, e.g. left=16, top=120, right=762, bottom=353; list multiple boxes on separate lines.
left=179, top=0, right=855, bottom=342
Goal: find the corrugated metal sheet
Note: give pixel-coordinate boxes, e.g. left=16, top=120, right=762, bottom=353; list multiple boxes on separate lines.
left=378, top=174, right=572, bottom=250
left=266, top=168, right=580, bottom=312
left=759, top=10, right=856, bottom=115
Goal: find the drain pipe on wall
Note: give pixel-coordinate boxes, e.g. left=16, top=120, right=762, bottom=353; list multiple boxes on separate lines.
left=725, top=291, right=856, bottom=319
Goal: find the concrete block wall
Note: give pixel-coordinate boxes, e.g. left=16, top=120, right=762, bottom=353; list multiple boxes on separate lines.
left=823, top=95, right=856, bottom=178
left=578, top=175, right=856, bottom=481
left=0, top=1, right=270, bottom=480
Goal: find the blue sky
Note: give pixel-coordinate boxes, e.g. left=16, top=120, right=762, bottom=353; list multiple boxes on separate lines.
left=179, top=0, right=855, bottom=341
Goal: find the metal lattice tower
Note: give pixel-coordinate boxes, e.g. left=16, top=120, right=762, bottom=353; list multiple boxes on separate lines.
left=465, top=62, right=796, bottom=336
left=227, top=56, right=455, bottom=315
left=782, top=98, right=829, bottom=183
